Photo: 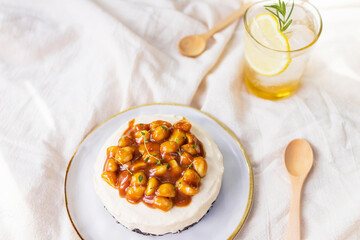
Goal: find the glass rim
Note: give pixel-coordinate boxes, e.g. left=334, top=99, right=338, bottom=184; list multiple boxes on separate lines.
left=244, top=0, right=323, bottom=53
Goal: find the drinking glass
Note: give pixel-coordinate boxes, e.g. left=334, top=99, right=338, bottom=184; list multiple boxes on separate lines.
left=243, top=0, right=322, bottom=100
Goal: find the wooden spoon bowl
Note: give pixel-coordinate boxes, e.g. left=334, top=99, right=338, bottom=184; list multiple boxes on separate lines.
left=178, top=35, right=207, bottom=57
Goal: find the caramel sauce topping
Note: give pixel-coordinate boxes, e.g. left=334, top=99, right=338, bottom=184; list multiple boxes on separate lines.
left=101, top=118, right=208, bottom=212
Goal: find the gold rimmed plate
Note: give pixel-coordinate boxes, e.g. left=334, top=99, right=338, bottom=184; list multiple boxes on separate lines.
left=64, top=103, right=253, bottom=239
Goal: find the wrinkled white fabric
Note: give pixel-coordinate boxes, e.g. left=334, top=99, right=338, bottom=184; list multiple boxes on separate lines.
left=0, top=0, right=359, bottom=239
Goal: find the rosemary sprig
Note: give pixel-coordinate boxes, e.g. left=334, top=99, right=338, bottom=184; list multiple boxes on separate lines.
left=176, top=149, right=183, bottom=158
left=143, top=139, right=163, bottom=164
left=265, top=0, right=294, bottom=32
left=188, top=162, right=193, bottom=169
left=114, top=153, right=133, bottom=175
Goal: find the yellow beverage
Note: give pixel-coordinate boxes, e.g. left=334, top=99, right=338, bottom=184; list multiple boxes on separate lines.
left=244, top=61, right=300, bottom=100
left=243, top=1, right=322, bottom=100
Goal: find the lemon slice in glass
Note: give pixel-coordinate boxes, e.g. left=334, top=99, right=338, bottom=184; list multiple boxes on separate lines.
left=245, top=13, right=291, bottom=76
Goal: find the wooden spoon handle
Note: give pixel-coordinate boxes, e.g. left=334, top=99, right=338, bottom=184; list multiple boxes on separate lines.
left=286, top=180, right=303, bottom=240
left=202, top=2, right=251, bottom=40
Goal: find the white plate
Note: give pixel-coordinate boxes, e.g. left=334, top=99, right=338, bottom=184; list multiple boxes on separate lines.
left=65, top=103, right=253, bottom=239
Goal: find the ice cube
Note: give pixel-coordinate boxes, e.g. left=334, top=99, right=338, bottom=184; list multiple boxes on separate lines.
left=285, top=24, right=316, bottom=50
left=290, top=5, right=308, bottom=21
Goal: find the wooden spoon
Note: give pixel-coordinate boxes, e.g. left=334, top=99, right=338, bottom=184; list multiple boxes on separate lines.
left=178, top=2, right=251, bottom=57
left=284, top=139, right=313, bottom=240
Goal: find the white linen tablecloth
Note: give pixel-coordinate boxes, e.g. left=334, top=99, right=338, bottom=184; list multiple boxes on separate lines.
left=1, top=0, right=360, bottom=239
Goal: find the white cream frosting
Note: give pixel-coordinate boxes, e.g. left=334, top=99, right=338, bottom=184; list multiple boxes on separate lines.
left=93, top=114, right=224, bottom=235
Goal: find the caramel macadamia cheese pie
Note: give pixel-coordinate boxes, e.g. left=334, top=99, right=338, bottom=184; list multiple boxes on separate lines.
left=94, top=115, right=223, bottom=235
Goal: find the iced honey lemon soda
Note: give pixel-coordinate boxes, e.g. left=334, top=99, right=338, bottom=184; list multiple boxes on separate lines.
left=243, top=0, right=322, bottom=100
